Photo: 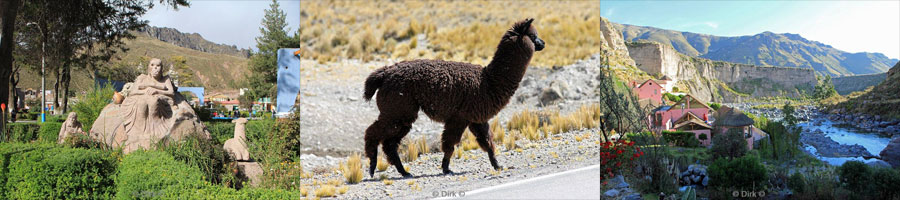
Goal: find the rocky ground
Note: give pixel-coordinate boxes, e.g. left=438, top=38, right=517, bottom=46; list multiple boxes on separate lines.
left=296, top=54, right=602, bottom=198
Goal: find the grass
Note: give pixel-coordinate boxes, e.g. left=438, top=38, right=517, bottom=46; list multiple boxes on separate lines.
left=383, top=179, right=393, bottom=185
left=490, top=119, right=505, bottom=143
left=403, top=139, right=420, bottom=162
left=315, top=184, right=336, bottom=197
left=300, top=1, right=599, bottom=67
left=340, top=154, right=364, bottom=184
left=376, top=156, right=390, bottom=172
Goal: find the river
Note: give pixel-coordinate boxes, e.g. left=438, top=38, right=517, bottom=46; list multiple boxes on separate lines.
left=799, top=119, right=891, bottom=165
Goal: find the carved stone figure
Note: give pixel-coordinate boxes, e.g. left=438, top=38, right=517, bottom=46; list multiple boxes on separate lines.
left=224, top=118, right=250, bottom=161
left=90, top=58, right=210, bottom=153
left=58, top=112, right=85, bottom=144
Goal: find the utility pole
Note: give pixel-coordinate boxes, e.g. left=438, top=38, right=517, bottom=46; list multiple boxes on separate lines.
left=26, top=22, right=46, bottom=122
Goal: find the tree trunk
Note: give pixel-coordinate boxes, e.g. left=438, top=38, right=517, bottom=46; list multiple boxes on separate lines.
left=9, top=67, right=17, bottom=122
left=1, top=0, right=22, bottom=133
left=61, top=63, right=71, bottom=114
left=53, top=67, right=60, bottom=114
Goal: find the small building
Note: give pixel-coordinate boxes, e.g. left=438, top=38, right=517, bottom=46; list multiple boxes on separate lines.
left=651, top=94, right=713, bottom=131
left=672, top=112, right=713, bottom=146
left=632, top=79, right=664, bottom=105
left=712, top=106, right=757, bottom=150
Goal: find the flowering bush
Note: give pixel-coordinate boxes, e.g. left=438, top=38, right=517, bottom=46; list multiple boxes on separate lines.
left=600, top=138, right=644, bottom=184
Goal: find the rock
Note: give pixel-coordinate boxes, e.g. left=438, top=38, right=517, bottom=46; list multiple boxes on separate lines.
left=879, top=136, right=900, bottom=167
left=604, top=189, right=620, bottom=197
left=538, top=83, right=563, bottom=106
left=679, top=186, right=689, bottom=192
left=224, top=118, right=251, bottom=161
left=89, top=58, right=210, bottom=154
left=623, top=193, right=642, bottom=200
left=702, top=176, right=709, bottom=186
left=610, top=175, right=629, bottom=189
left=691, top=175, right=701, bottom=183
left=867, top=160, right=893, bottom=168
left=237, top=161, right=263, bottom=187
left=58, top=112, right=86, bottom=144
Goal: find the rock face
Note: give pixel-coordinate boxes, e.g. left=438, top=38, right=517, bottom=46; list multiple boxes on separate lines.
left=801, top=129, right=874, bottom=158
left=626, top=42, right=817, bottom=103
left=58, top=112, right=85, bottom=144
left=880, top=136, right=900, bottom=168
left=140, top=26, right=250, bottom=58
left=90, top=58, right=210, bottom=154
left=600, top=17, right=636, bottom=67
left=224, top=118, right=251, bottom=161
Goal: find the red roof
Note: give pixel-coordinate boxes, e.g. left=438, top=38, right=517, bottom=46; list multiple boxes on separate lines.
left=217, top=100, right=240, bottom=105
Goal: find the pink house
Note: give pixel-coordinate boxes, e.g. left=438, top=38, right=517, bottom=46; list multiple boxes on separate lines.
left=651, top=94, right=713, bottom=131
left=712, top=106, right=758, bottom=150
left=672, top=112, right=713, bottom=146
left=632, top=79, right=664, bottom=105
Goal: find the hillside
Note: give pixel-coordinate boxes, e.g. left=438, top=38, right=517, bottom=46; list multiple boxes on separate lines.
left=832, top=72, right=887, bottom=95
left=140, top=26, right=251, bottom=58
left=831, top=61, right=900, bottom=119
left=14, top=29, right=249, bottom=93
left=610, top=21, right=898, bottom=76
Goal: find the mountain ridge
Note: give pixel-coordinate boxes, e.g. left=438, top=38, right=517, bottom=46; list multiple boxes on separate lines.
left=139, top=26, right=251, bottom=58
left=607, top=19, right=898, bottom=76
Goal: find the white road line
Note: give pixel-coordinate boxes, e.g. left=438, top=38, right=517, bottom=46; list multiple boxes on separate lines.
left=433, top=164, right=601, bottom=200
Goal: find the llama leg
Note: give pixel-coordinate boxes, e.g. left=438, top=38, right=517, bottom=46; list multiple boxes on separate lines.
left=441, top=120, right=469, bottom=174
left=381, top=125, right=412, bottom=177
left=364, top=119, right=388, bottom=178
left=469, top=123, right=501, bottom=170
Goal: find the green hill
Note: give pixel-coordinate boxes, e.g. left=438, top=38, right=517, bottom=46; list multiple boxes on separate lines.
left=609, top=21, right=898, bottom=76
left=14, top=31, right=249, bottom=93
left=831, top=61, right=900, bottom=119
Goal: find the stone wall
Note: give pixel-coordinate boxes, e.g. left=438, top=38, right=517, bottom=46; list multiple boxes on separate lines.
left=627, top=42, right=817, bottom=103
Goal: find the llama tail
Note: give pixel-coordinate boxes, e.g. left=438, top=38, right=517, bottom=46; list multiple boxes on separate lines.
left=364, top=68, right=386, bottom=101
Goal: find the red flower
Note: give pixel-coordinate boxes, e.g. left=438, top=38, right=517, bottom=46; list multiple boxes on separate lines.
left=617, top=149, right=623, bottom=154
left=615, top=162, right=622, bottom=167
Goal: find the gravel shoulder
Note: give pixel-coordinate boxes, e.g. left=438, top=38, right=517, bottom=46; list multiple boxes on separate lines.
left=296, top=55, right=602, bottom=198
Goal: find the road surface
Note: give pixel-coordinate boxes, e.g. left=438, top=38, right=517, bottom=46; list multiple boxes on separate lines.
left=438, top=164, right=601, bottom=200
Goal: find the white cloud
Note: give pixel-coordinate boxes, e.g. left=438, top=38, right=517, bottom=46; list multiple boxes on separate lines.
left=705, top=22, right=719, bottom=29
left=605, top=8, right=615, bottom=17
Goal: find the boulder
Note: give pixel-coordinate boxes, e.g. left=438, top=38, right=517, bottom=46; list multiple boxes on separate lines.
left=879, top=136, right=900, bottom=167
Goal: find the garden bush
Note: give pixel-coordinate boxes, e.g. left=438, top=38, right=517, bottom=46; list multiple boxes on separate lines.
left=0, top=143, right=117, bottom=199
left=205, top=122, right=235, bottom=145
left=246, top=111, right=301, bottom=166
left=71, top=83, right=116, bottom=132
left=2, top=123, right=41, bottom=143
left=838, top=161, right=869, bottom=193
left=710, top=128, right=747, bottom=159
left=38, top=122, right=62, bottom=143
left=837, top=161, right=900, bottom=199
left=158, top=134, right=233, bottom=184
left=708, top=154, right=767, bottom=192
left=627, top=133, right=678, bottom=195
left=662, top=130, right=700, bottom=147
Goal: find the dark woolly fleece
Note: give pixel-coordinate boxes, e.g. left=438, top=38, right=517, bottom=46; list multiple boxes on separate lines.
left=362, top=18, right=544, bottom=177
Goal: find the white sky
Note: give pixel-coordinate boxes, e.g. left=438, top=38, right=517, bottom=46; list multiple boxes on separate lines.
left=141, top=0, right=300, bottom=51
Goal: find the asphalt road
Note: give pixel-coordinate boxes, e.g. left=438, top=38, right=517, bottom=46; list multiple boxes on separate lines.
left=438, top=164, right=601, bottom=200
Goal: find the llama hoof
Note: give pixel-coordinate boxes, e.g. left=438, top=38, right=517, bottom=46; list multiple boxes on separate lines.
left=401, top=173, right=414, bottom=178
left=442, top=169, right=456, bottom=175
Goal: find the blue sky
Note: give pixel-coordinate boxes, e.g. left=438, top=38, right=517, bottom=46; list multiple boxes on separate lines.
left=601, top=1, right=900, bottom=59
left=141, top=0, right=300, bottom=51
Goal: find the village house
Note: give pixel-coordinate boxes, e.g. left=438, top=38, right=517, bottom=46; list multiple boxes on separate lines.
left=650, top=95, right=713, bottom=130
left=631, top=79, right=665, bottom=105
left=712, top=106, right=767, bottom=150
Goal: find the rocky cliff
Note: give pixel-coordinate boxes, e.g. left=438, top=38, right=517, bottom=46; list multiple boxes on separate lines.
left=600, top=17, right=635, bottom=68
left=627, top=41, right=817, bottom=103
left=832, top=72, right=887, bottom=95
left=140, top=26, right=251, bottom=58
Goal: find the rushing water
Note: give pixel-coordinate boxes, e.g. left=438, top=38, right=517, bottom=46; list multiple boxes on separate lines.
left=799, top=119, right=891, bottom=166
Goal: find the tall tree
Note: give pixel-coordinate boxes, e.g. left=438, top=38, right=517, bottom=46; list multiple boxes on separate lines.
left=168, top=55, right=196, bottom=87
left=1, top=0, right=23, bottom=132
left=244, top=0, right=299, bottom=107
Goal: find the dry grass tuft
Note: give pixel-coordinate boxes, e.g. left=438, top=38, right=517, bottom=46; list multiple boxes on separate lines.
left=403, top=139, right=420, bottom=162
left=490, top=119, right=505, bottom=143
left=315, top=185, right=336, bottom=197
left=383, top=179, right=394, bottom=185
left=340, top=154, right=364, bottom=184
left=376, top=155, right=390, bottom=171
left=417, top=136, right=429, bottom=154
left=461, top=130, right=479, bottom=151
left=508, top=109, right=540, bottom=131
left=338, top=185, right=349, bottom=194
left=503, top=130, right=520, bottom=151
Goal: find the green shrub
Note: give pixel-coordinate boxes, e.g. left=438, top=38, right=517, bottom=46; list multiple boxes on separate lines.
left=708, top=154, right=767, bottom=192
left=2, top=123, right=41, bottom=143
left=838, top=161, right=869, bottom=193
left=868, top=167, right=900, bottom=199
left=787, top=172, right=805, bottom=194
left=159, top=134, right=232, bottom=184
left=45, top=114, right=65, bottom=123
left=71, top=83, right=115, bottom=132
left=38, top=122, right=63, bottom=143
left=0, top=143, right=117, bottom=199
left=698, top=133, right=708, bottom=141
left=707, top=102, right=722, bottom=111
left=115, top=150, right=301, bottom=199
left=206, top=122, right=235, bottom=145
left=710, top=128, right=747, bottom=159
left=662, top=131, right=700, bottom=147
left=629, top=133, right=678, bottom=195
left=246, top=113, right=301, bottom=166
left=115, top=150, right=206, bottom=199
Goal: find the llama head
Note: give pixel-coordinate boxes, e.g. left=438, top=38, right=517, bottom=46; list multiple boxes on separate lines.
left=505, top=18, right=545, bottom=52
left=232, top=118, right=249, bottom=125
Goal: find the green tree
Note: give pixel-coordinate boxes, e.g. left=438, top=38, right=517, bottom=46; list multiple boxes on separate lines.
left=244, top=0, right=300, bottom=106
left=169, top=55, right=197, bottom=87
left=782, top=102, right=797, bottom=127
left=813, top=74, right=838, bottom=99
left=710, top=128, right=748, bottom=160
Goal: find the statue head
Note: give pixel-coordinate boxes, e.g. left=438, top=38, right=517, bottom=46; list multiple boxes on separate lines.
left=148, top=58, right=164, bottom=80
left=66, top=112, right=78, bottom=124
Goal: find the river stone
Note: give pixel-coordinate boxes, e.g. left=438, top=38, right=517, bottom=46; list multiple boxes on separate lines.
left=879, top=136, right=900, bottom=168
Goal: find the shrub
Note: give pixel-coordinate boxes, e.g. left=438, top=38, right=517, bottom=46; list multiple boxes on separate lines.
left=698, top=133, right=708, bottom=141
left=2, top=123, right=40, bottom=143
left=71, top=83, right=115, bottom=132
left=838, top=161, right=869, bottom=193
left=662, top=131, right=700, bottom=147
left=0, top=143, right=117, bottom=199
left=710, top=128, right=747, bottom=159
left=158, top=134, right=232, bottom=184
left=38, top=122, right=62, bottom=143
left=707, top=102, right=722, bottom=111
left=708, top=154, right=767, bottom=192
left=601, top=138, right=644, bottom=182
left=868, top=167, right=900, bottom=199
left=628, top=132, right=677, bottom=195
left=246, top=109, right=301, bottom=166
left=787, top=172, right=806, bottom=194
left=205, top=122, right=235, bottom=145
left=115, top=150, right=206, bottom=199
